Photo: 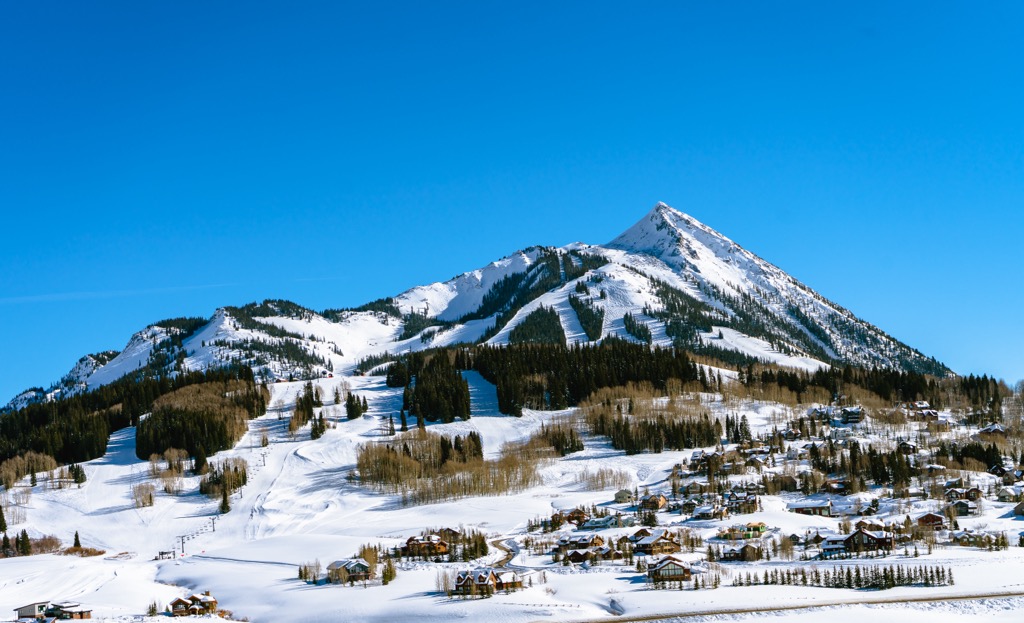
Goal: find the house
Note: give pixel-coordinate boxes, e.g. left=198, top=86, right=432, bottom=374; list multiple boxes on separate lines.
left=897, top=441, right=918, bottom=455
left=639, top=493, right=669, bottom=510
left=559, top=508, right=589, bottom=525
left=47, top=602, right=92, bottom=619
left=781, top=429, right=802, bottom=441
left=168, top=598, right=193, bottom=617
left=403, top=534, right=449, bottom=557
left=846, top=528, right=894, bottom=553
left=168, top=592, right=218, bottom=617
left=944, top=488, right=966, bottom=501
left=916, top=512, right=946, bottom=530
left=945, top=500, right=977, bottom=517
left=1013, top=500, right=1024, bottom=516
left=627, top=528, right=653, bottom=543
left=951, top=529, right=992, bottom=547
left=787, top=499, right=832, bottom=516
left=996, top=487, right=1018, bottom=502
left=721, top=543, right=761, bottom=561
left=558, top=533, right=604, bottom=552
left=581, top=514, right=634, bottom=530
left=786, top=446, right=810, bottom=460
left=979, top=423, right=1007, bottom=436
left=693, top=504, right=728, bottom=520
left=614, top=489, right=633, bottom=504
left=14, top=602, right=49, bottom=619
left=821, top=529, right=893, bottom=556
left=634, top=531, right=680, bottom=556
left=841, top=406, right=863, bottom=424
left=565, top=549, right=593, bottom=564
left=647, top=555, right=692, bottom=582
left=819, top=480, right=850, bottom=495
left=327, top=558, right=372, bottom=582
left=717, top=522, right=767, bottom=541
left=684, top=481, right=710, bottom=495
left=454, top=568, right=521, bottom=595
left=963, top=487, right=984, bottom=501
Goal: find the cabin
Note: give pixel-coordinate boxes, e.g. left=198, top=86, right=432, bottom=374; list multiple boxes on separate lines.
left=916, top=512, right=946, bottom=530
left=963, top=487, right=984, bottom=501
left=614, top=489, right=633, bottom=504
left=1014, top=500, right=1024, bottom=516
left=647, top=555, right=692, bottom=582
left=327, top=558, right=372, bottom=583
left=787, top=499, right=832, bottom=516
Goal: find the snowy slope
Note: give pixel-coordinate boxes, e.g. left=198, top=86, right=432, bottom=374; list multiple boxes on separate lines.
left=5, top=203, right=950, bottom=410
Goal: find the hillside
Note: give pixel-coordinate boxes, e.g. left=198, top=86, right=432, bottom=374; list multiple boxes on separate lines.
left=5, top=203, right=949, bottom=411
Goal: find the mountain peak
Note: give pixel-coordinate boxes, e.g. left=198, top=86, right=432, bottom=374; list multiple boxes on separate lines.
left=607, top=202, right=727, bottom=258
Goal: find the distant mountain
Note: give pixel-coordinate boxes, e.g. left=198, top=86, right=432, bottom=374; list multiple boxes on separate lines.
left=4, top=203, right=949, bottom=410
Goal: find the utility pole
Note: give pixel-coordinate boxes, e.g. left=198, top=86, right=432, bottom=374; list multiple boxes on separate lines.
left=180, top=535, right=186, bottom=555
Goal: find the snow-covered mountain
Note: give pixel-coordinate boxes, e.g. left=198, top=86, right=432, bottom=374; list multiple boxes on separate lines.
left=4, top=203, right=948, bottom=409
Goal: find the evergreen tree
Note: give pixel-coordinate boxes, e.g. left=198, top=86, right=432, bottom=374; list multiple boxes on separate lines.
left=0, top=504, right=5, bottom=533
left=73, top=531, right=81, bottom=548
left=400, top=410, right=408, bottom=432
left=18, top=529, right=30, bottom=556
left=220, top=486, right=231, bottom=514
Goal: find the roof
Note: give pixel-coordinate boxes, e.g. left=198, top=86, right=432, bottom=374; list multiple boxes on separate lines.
left=787, top=499, right=831, bottom=509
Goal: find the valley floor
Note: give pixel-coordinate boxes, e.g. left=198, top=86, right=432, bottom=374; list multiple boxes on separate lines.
left=2, top=375, right=1024, bottom=622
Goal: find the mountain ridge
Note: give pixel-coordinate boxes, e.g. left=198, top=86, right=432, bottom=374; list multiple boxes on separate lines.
left=4, top=203, right=950, bottom=409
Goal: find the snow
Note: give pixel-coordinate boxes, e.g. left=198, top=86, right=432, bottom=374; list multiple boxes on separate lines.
left=4, top=373, right=1024, bottom=622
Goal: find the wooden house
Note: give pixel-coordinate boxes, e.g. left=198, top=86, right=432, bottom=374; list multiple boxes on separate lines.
left=327, top=558, right=372, bottom=583
left=1013, top=500, right=1024, bottom=516
left=721, top=543, right=761, bottom=561
left=168, top=592, right=217, bottom=617
left=916, top=512, right=946, bottom=530
left=639, top=493, right=669, bottom=510
left=647, top=556, right=692, bottom=582
left=787, top=499, right=832, bottom=516
left=454, top=568, right=521, bottom=595
left=614, top=489, right=633, bottom=504
left=634, top=531, right=680, bottom=556
left=403, top=534, right=449, bottom=557
left=946, top=500, right=977, bottom=517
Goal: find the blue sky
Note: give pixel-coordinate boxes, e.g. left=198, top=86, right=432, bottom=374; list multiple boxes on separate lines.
left=1, top=2, right=1022, bottom=401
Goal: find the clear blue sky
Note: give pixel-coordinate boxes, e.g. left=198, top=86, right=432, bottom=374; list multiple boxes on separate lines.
left=2, top=2, right=1022, bottom=402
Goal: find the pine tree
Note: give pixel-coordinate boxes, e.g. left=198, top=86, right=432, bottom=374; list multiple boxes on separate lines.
left=19, top=529, right=31, bottom=555
left=220, top=486, right=231, bottom=514
left=400, top=410, right=408, bottom=432
left=0, top=504, right=5, bottom=533
left=73, top=531, right=81, bottom=548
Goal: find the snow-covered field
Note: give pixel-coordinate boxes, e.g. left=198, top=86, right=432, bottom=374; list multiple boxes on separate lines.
left=2, top=373, right=1024, bottom=622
